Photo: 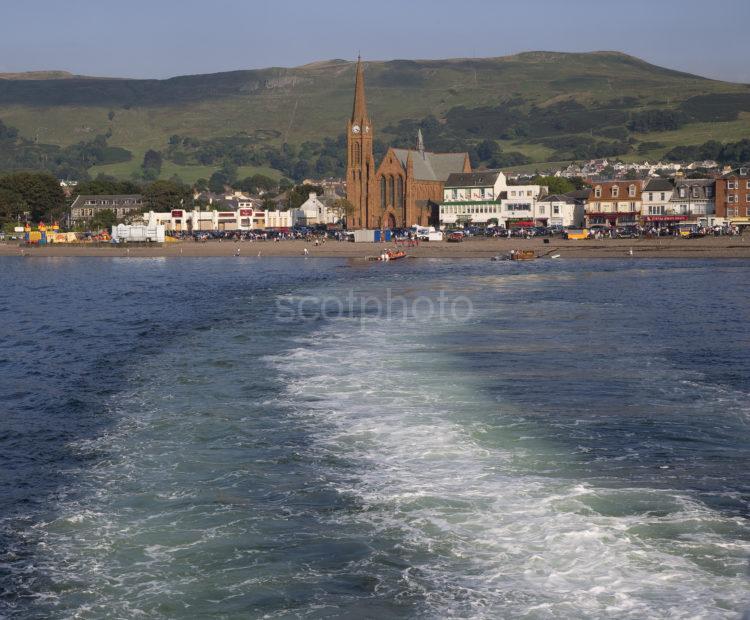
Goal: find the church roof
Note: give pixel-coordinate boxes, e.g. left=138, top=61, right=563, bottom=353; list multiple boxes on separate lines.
left=392, top=149, right=467, bottom=182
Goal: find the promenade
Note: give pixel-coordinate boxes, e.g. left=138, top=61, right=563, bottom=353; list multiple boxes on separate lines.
left=3, top=236, right=750, bottom=259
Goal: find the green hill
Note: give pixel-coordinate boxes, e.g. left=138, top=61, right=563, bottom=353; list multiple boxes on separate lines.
left=1, top=51, right=749, bottom=181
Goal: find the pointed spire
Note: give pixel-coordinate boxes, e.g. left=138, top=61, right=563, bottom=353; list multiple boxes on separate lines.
left=416, top=128, right=425, bottom=153
left=351, top=55, right=367, bottom=122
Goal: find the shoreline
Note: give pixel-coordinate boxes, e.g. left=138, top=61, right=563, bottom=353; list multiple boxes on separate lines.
left=2, top=237, right=750, bottom=259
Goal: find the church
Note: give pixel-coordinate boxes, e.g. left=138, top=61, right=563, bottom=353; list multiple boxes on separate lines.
left=345, top=58, right=471, bottom=229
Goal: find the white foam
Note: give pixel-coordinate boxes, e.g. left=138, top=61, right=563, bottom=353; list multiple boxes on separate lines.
left=269, top=306, right=750, bottom=619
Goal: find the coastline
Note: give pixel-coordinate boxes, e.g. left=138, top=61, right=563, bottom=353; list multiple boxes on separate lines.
left=2, top=236, right=750, bottom=259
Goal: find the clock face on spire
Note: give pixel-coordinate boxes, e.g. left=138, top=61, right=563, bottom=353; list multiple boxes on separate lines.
left=352, top=124, right=361, bottom=134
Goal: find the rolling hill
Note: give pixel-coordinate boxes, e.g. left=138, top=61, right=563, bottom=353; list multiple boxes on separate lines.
left=1, top=51, right=749, bottom=181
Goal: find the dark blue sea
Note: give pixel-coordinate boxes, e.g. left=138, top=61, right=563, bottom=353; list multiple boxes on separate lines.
left=1, top=257, right=749, bottom=618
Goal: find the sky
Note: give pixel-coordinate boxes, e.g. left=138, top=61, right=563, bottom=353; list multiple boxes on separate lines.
left=1, top=0, right=749, bottom=83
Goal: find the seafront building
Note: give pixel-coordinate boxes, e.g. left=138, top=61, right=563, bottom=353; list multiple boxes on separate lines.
left=141, top=192, right=342, bottom=232
left=439, top=171, right=506, bottom=226
left=715, top=167, right=750, bottom=228
left=68, top=194, right=144, bottom=227
left=584, top=181, right=643, bottom=228
left=668, top=179, right=716, bottom=226
left=536, top=194, right=584, bottom=228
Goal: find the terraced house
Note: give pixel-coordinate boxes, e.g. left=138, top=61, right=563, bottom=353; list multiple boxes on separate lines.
left=668, top=179, right=716, bottom=227
left=585, top=181, right=643, bottom=227
left=715, top=167, right=750, bottom=231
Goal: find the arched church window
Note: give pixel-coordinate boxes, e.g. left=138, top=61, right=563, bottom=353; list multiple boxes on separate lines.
left=397, top=177, right=404, bottom=209
left=353, top=142, right=361, bottom=165
left=380, top=176, right=387, bottom=210
left=388, top=176, right=395, bottom=207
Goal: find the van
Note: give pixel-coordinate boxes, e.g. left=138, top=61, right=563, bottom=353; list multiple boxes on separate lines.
left=563, top=228, right=589, bottom=240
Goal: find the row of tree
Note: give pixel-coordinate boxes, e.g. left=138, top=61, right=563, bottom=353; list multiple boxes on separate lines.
left=0, top=168, right=340, bottom=229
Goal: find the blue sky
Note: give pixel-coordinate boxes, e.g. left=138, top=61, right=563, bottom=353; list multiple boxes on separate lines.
left=1, top=0, right=748, bottom=82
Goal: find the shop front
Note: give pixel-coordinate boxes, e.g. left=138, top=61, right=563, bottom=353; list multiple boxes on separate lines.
left=643, top=215, right=688, bottom=229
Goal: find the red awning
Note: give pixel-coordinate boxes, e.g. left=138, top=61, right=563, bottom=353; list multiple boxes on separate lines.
left=509, top=220, right=534, bottom=228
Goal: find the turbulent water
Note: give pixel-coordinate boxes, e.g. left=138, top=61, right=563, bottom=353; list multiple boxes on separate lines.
left=1, top=257, right=749, bottom=619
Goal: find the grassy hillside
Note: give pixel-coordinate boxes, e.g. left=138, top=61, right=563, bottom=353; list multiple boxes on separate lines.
left=1, top=51, right=749, bottom=180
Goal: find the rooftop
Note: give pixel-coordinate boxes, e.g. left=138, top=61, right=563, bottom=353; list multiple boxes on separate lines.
left=392, top=148, right=468, bottom=182
left=643, top=178, right=674, bottom=192
left=444, top=171, right=501, bottom=188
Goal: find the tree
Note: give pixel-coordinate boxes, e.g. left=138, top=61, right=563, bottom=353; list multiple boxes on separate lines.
left=194, top=178, right=208, bottom=192
left=288, top=184, right=324, bottom=210
left=477, top=139, right=500, bottom=162
left=0, top=188, right=28, bottom=227
left=208, top=171, right=230, bottom=194
left=330, top=198, right=355, bottom=224
left=530, top=175, right=575, bottom=195
left=76, top=175, right=141, bottom=196
left=143, top=180, right=191, bottom=211
left=0, top=172, right=66, bottom=222
left=236, top=173, right=277, bottom=194
left=142, top=149, right=163, bottom=180
left=219, top=160, right=238, bottom=185
left=89, top=209, right=117, bottom=231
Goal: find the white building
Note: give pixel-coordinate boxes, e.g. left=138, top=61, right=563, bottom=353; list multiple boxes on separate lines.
left=439, top=172, right=550, bottom=228
left=669, top=179, right=716, bottom=226
left=265, top=210, right=294, bottom=229
left=296, top=192, right=341, bottom=226
left=439, top=171, right=507, bottom=226
left=536, top=194, right=584, bottom=228
left=500, top=184, right=547, bottom=227
left=143, top=207, right=266, bottom=232
left=641, top=178, right=675, bottom=221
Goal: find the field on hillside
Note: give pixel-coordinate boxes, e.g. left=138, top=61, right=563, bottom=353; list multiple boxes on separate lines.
left=1, top=51, right=750, bottom=180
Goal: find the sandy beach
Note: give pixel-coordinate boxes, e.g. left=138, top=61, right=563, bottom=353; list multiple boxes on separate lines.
left=2, top=236, right=750, bottom=259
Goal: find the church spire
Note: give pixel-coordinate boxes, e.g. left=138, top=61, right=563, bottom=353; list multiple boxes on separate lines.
left=416, top=128, right=425, bottom=153
left=351, top=55, right=368, bottom=122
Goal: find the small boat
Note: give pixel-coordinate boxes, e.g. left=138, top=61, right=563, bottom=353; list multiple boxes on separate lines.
left=509, top=249, right=536, bottom=261
left=369, top=249, right=407, bottom=261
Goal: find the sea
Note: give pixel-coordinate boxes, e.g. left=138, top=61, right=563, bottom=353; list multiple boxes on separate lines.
left=1, top=256, right=749, bottom=619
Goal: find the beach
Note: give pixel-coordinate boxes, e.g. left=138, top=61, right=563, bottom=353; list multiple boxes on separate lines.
left=2, top=235, right=750, bottom=259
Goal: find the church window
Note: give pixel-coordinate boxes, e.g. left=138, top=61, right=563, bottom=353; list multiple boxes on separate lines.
left=388, top=176, right=395, bottom=207
left=380, top=176, right=386, bottom=210
left=353, top=142, right=361, bottom=165
left=397, top=177, right=404, bottom=209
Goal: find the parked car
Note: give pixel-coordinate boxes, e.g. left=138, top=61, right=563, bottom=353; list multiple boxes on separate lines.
left=616, top=226, right=640, bottom=239
left=447, top=232, right=464, bottom=243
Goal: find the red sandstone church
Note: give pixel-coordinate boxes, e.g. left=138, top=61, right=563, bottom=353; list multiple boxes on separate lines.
left=346, top=58, right=471, bottom=229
